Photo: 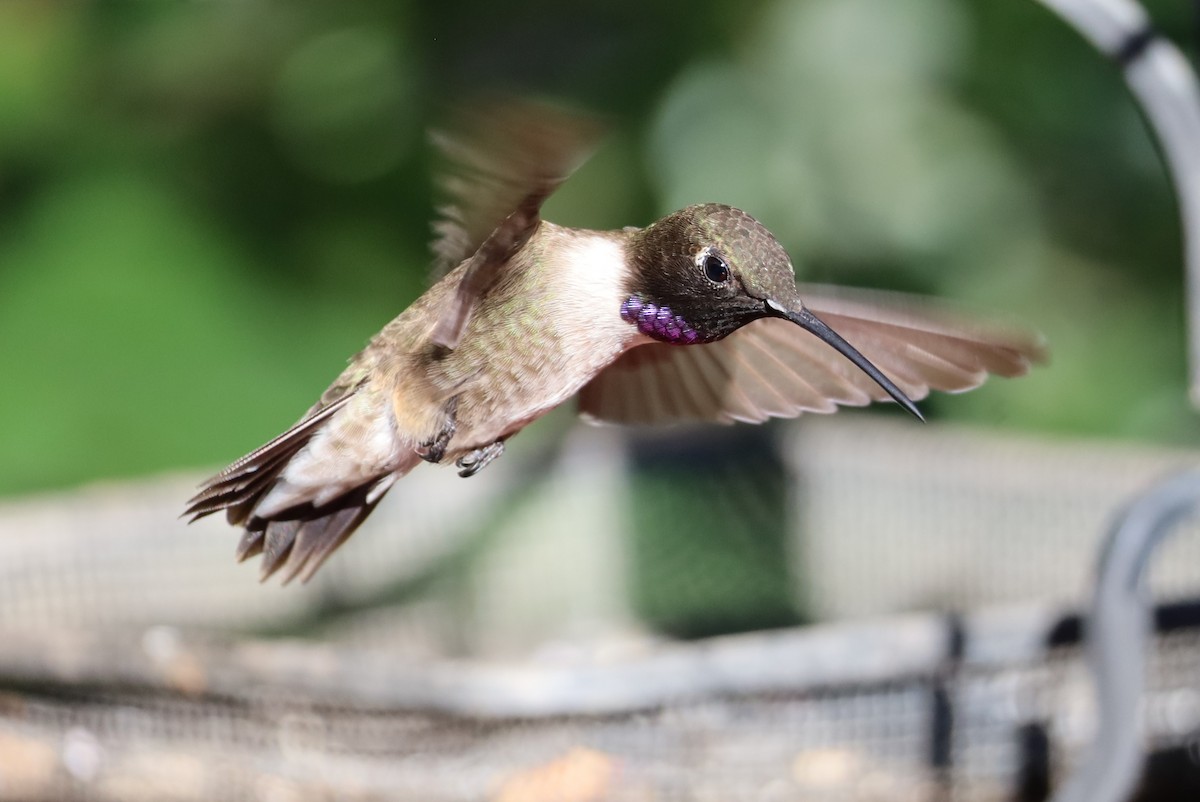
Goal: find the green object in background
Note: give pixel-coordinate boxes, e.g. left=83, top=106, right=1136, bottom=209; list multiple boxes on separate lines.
left=627, top=425, right=803, bottom=638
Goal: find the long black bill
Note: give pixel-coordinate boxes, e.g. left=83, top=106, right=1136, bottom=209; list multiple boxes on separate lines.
left=766, top=299, right=924, bottom=422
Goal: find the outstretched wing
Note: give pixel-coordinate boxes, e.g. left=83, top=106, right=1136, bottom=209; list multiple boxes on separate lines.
left=428, top=98, right=604, bottom=348
left=577, top=284, right=1047, bottom=425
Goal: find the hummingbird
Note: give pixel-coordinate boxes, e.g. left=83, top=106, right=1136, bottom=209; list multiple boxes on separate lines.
left=186, top=101, right=1045, bottom=584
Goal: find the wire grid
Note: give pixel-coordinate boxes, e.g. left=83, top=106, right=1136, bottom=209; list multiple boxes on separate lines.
left=1, top=629, right=1198, bottom=801
left=788, top=417, right=1200, bottom=619
left=5, top=417, right=1200, bottom=646
left=2, top=416, right=1200, bottom=800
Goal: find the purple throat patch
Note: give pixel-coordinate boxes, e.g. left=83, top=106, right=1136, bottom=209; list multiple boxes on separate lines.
left=621, top=296, right=699, bottom=345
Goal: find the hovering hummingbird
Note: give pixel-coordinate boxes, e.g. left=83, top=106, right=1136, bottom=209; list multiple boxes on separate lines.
left=186, top=101, right=1045, bottom=584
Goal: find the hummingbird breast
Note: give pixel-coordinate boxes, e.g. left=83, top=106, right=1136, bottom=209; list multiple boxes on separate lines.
left=388, top=224, right=636, bottom=457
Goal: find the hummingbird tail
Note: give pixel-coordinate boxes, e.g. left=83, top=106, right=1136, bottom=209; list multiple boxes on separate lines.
left=185, top=394, right=358, bottom=524
left=185, top=390, right=413, bottom=583
left=232, top=472, right=400, bottom=584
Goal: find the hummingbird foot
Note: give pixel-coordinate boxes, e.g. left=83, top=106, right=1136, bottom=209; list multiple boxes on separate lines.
left=456, top=440, right=505, bottom=478
left=417, top=396, right=459, bottom=464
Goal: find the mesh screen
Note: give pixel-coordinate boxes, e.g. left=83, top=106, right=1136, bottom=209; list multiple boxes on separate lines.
left=1, top=415, right=1199, bottom=800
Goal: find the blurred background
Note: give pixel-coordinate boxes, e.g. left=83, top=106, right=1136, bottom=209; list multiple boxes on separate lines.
left=3, top=1, right=1200, bottom=800
left=0, top=0, right=1196, bottom=498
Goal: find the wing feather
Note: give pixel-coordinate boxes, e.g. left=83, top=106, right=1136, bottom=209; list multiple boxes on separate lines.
left=654, top=352, right=709, bottom=421
left=686, top=343, right=763, bottom=424
left=428, top=100, right=603, bottom=273
left=579, top=287, right=1045, bottom=426
left=737, top=329, right=837, bottom=414
left=752, top=322, right=875, bottom=406
left=427, top=100, right=605, bottom=349
left=724, top=329, right=809, bottom=419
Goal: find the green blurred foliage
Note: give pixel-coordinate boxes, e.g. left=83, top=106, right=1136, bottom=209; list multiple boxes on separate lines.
left=0, top=0, right=1197, bottom=496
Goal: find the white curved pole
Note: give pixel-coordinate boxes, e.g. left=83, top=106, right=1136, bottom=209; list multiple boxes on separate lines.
left=1049, top=471, right=1200, bottom=802
left=1037, top=0, right=1200, bottom=406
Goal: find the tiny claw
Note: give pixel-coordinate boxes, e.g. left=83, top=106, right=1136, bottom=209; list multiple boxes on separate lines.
left=456, top=441, right=505, bottom=477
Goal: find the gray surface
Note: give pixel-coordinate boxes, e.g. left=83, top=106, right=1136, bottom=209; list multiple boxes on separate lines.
left=2, top=416, right=1200, bottom=800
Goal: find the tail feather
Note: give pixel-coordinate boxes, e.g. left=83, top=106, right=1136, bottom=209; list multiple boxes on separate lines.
left=185, top=394, right=357, bottom=522
left=236, top=526, right=266, bottom=562
left=259, top=519, right=302, bottom=578
left=186, top=388, right=409, bottom=583
left=278, top=490, right=385, bottom=584
left=185, top=450, right=294, bottom=522
left=242, top=478, right=394, bottom=584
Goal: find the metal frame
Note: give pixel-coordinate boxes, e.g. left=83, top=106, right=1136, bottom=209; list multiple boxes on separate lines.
left=1036, top=0, right=1200, bottom=405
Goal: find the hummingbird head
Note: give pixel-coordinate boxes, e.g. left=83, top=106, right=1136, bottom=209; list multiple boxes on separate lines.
left=623, top=203, right=923, bottom=420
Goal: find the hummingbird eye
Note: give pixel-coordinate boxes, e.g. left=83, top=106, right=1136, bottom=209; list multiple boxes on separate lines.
left=701, top=251, right=730, bottom=284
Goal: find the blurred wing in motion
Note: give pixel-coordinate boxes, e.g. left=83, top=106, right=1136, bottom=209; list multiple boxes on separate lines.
left=577, top=284, right=1047, bottom=425
left=428, top=99, right=605, bottom=348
